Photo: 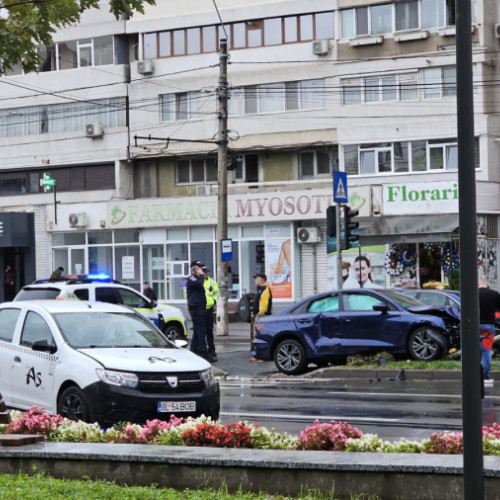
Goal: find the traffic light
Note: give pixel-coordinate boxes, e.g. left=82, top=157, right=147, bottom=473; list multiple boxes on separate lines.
left=343, top=205, right=359, bottom=249
left=326, top=206, right=336, bottom=237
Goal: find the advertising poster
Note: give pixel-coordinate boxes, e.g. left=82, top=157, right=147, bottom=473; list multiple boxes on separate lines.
left=266, top=238, right=292, bottom=299
left=122, top=256, right=135, bottom=280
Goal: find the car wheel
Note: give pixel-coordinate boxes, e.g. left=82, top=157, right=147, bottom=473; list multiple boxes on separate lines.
left=408, top=327, right=443, bottom=361
left=163, top=324, right=185, bottom=341
left=57, top=386, right=89, bottom=422
left=274, top=339, right=307, bottom=375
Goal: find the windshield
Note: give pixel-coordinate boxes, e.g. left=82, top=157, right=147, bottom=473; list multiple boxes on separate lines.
left=379, top=289, right=427, bottom=309
left=54, top=312, right=170, bottom=348
left=15, top=288, right=61, bottom=300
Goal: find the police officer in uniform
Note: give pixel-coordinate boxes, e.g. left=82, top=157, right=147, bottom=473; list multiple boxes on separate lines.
left=202, top=266, right=220, bottom=362
left=186, top=261, right=214, bottom=361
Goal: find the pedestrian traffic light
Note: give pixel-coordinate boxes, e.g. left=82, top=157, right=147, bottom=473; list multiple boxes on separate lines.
left=343, top=205, right=359, bottom=249
left=326, top=206, right=336, bottom=237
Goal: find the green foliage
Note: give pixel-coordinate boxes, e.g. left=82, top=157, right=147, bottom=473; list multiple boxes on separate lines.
left=0, top=471, right=356, bottom=499
left=0, top=0, right=156, bottom=74
left=448, top=269, right=460, bottom=290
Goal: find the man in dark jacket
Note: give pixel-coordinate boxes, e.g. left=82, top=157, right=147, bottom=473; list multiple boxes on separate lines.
left=142, top=281, right=157, bottom=301
left=478, top=275, right=500, bottom=385
left=186, top=261, right=214, bottom=362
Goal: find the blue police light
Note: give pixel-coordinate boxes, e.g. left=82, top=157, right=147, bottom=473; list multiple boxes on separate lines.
left=87, top=273, right=111, bottom=281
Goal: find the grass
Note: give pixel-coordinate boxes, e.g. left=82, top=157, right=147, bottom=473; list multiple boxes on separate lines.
left=324, top=351, right=500, bottom=371
left=0, top=471, right=380, bottom=500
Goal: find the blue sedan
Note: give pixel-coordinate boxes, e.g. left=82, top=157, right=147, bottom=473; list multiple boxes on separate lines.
left=252, top=289, right=461, bottom=375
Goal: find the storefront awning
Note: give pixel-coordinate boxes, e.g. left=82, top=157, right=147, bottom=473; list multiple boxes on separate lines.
left=359, top=214, right=459, bottom=245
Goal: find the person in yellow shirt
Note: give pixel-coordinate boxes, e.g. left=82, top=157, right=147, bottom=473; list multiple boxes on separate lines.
left=202, top=266, right=220, bottom=361
left=252, top=273, right=272, bottom=317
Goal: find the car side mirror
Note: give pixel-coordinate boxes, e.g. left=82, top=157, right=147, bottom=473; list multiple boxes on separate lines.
left=372, top=303, right=389, bottom=313
left=151, top=300, right=158, bottom=308
left=31, top=339, right=57, bottom=354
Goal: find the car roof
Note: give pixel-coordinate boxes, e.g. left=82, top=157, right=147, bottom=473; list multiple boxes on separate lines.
left=0, top=300, right=133, bottom=314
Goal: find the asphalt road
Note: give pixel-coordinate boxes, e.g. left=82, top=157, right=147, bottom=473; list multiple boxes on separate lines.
left=212, top=324, right=500, bottom=441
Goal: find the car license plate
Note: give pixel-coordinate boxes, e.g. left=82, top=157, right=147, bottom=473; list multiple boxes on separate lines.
left=157, top=401, right=196, bottom=413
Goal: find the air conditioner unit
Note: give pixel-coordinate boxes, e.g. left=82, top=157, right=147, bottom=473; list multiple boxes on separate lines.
left=85, top=122, right=104, bottom=138
left=297, top=227, right=321, bottom=244
left=69, top=212, right=88, bottom=228
left=495, top=24, right=500, bottom=38
left=137, top=60, right=154, bottom=75
left=196, top=185, right=211, bottom=196
left=312, top=39, right=331, bottom=56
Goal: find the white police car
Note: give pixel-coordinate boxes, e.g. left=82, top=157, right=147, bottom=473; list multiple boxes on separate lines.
left=0, top=300, right=219, bottom=426
left=14, top=275, right=187, bottom=341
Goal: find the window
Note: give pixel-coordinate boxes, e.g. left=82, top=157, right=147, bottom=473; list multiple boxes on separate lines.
left=0, top=164, right=114, bottom=195
left=365, top=76, right=397, bottom=102
left=264, top=18, right=282, bottom=45
left=161, top=92, right=203, bottom=121
left=399, top=74, right=419, bottom=100
left=308, top=295, right=339, bottom=312
left=233, top=154, right=259, bottom=182
left=421, top=0, right=445, bottom=28
left=300, top=150, right=338, bottom=178
left=229, top=79, right=324, bottom=116
left=0, top=308, right=21, bottom=342
left=343, top=293, right=383, bottom=311
left=395, top=1, right=419, bottom=31
left=359, top=144, right=392, bottom=174
left=176, top=158, right=217, bottom=184
left=428, top=140, right=458, bottom=170
left=423, top=67, right=456, bottom=98
left=315, top=12, right=334, bottom=39
left=20, top=312, right=54, bottom=348
left=343, top=138, right=479, bottom=175
left=371, top=4, right=393, bottom=35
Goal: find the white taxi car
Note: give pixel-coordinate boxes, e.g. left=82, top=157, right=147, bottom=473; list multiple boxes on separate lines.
left=14, top=275, right=188, bottom=341
left=0, top=300, right=219, bottom=426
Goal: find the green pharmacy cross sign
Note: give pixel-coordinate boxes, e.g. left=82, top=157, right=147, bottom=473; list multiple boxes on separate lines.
left=40, top=173, right=55, bottom=192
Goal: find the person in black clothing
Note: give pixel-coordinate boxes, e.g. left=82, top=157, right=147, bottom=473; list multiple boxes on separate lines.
left=478, top=275, right=500, bottom=384
left=142, top=281, right=157, bottom=301
left=186, top=260, right=215, bottom=362
left=3, top=264, right=16, bottom=301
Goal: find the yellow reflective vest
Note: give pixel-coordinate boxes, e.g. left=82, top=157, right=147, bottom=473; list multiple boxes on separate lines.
left=204, top=277, right=220, bottom=309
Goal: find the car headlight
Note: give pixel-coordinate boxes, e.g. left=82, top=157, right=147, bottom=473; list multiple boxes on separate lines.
left=96, top=368, right=139, bottom=389
left=201, top=368, right=217, bottom=389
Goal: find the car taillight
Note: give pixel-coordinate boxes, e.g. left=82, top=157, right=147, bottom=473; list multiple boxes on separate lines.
left=495, top=312, right=500, bottom=319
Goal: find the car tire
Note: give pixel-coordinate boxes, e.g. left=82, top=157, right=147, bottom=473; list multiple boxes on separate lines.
left=408, top=326, right=443, bottom=361
left=57, top=386, right=89, bottom=422
left=274, top=338, right=307, bottom=375
left=163, top=324, right=185, bottom=341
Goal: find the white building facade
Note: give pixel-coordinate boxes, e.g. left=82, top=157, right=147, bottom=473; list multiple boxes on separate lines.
left=0, top=0, right=499, bottom=306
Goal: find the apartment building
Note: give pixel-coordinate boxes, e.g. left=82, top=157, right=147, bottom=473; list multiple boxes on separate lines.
left=0, top=0, right=498, bottom=305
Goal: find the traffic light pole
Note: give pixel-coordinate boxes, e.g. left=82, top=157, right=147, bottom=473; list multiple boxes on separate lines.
left=336, top=202, right=343, bottom=289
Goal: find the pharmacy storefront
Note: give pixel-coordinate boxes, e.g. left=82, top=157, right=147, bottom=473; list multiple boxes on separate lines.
left=50, top=187, right=336, bottom=304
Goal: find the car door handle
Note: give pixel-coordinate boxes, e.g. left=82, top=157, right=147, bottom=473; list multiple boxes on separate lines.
left=13, top=356, right=21, bottom=362
left=342, top=318, right=352, bottom=323
left=298, top=319, right=311, bottom=324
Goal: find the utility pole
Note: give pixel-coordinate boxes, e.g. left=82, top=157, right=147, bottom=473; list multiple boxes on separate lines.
left=216, top=39, right=229, bottom=336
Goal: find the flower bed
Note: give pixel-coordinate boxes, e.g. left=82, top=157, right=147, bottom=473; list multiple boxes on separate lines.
left=4, top=406, right=500, bottom=455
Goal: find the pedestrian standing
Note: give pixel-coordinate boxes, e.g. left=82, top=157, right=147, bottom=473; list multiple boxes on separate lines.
left=252, top=273, right=272, bottom=318
left=142, top=281, right=157, bottom=301
left=202, top=266, right=220, bottom=362
left=186, top=261, right=213, bottom=361
left=478, top=275, right=500, bottom=385
left=3, top=264, right=16, bottom=301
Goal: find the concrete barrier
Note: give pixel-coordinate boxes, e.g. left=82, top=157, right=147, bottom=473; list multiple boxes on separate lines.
left=0, top=441, right=500, bottom=499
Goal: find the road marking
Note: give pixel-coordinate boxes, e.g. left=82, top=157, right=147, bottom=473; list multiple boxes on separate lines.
left=221, top=411, right=401, bottom=424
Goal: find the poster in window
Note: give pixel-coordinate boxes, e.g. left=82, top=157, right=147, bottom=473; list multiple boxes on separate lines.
left=266, top=238, right=292, bottom=299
